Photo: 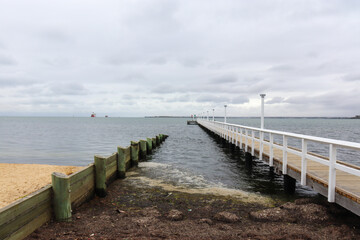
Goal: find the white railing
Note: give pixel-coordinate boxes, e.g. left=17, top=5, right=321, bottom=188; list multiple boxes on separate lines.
left=197, top=118, right=360, bottom=203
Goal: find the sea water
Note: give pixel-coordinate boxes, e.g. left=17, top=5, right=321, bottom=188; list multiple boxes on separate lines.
left=1, top=117, right=359, bottom=200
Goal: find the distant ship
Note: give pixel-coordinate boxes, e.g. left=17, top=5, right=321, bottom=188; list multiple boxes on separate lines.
left=105, top=115, right=108, bottom=118
left=91, top=112, right=96, bottom=117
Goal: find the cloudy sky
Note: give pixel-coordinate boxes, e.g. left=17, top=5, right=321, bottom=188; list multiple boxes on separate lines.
left=0, top=0, right=359, bottom=117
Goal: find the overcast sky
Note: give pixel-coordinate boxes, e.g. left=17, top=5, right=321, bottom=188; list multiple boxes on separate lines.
left=0, top=0, right=359, bottom=117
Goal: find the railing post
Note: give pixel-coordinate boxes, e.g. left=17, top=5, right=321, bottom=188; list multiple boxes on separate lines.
left=259, top=131, right=263, bottom=160
left=328, top=144, right=337, bottom=202
left=235, top=127, right=238, bottom=146
left=301, top=139, right=308, bottom=185
left=282, top=135, right=288, bottom=174
left=239, top=128, right=243, bottom=149
left=245, top=129, right=248, bottom=152
left=269, top=133, right=274, bottom=166
left=251, top=130, right=255, bottom=156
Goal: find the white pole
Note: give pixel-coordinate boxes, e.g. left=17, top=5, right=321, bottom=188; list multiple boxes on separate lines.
left=207, top=111, right=209, bottom=120
left=224, top=105, right=227, bottom=123
left=212, top=109, right=215, bottom=121
left=260, top=94, right=266, bottom=129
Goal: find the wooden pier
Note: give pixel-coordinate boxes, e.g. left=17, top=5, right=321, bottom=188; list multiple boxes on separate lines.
left=197, top=119, right=360, bottom=216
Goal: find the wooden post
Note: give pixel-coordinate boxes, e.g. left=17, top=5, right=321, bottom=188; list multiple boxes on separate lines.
left=139, top=140, right=147, bottom=160
left=152, top=138, right=157, bottom=148
left=156, top=135, right=160, bottom=146
left=117, top=147, right=127, bottom=179
left=94, top=155, right=107, bottom=197
left=52, top=172, right=72, bottom=222
left=146, top=138, right=153, bottom=154
left=131, top=141, right=139, bottom=166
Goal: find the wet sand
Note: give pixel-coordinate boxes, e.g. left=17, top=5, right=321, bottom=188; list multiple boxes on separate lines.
left=0, top=163, right=83, bottom=208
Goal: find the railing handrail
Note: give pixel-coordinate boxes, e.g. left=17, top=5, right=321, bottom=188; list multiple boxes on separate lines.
left=200, top=119, right=360, bottom=150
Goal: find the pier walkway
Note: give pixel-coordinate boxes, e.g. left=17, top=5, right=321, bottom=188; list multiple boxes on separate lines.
left=197, top=119, right=360, bottom=216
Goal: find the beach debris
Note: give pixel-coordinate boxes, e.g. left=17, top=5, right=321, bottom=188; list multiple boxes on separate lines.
left=214, top=211, right=240, bottom=223
left=198, top=218, right=213, bottom=225
left=166, top=209, right=184, bottom=221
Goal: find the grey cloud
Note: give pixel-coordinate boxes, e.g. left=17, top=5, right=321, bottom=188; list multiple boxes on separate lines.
left=266, top=97, right=285, bottom=104
left=268, top=64, right=294, bottom=71
left=196, top=95, right=230, bottom=103
left=0, top=55, right=16, bottom=66
left=29, top=98, right=73, bottom=105
left=50, top=83, right=88, bottom=96
left=0, top=77, right=37, bottom=87
left=230, top=96, right=249, bottom=104
left=149, top=57, right=167, bottom=65
left=343, top=74, right=360, bottom=81
left=179, top=58, right=202, bottom=68
left=39, top=29, right=70, bottom=43
left=166, top=94, right=192, bottom=103
left=209, top=75, right=238, bottom=84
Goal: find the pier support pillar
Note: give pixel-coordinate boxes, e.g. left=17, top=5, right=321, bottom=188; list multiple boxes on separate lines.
left=117, top=147, right=127, bottom=179
left=131, top=141, right=139, bottom=167
left=284, top=175, right=296, bottom=194
left=245, top=152, right=253, bottom=170
left=94, top=156, right=107, bottom=197
left=52, top=172, right=72, bottom=222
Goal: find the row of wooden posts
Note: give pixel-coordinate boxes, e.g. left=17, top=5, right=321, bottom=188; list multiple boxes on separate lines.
left=51, top=134, right=168, bottom=222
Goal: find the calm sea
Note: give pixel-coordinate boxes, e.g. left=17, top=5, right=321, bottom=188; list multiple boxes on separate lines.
left=1, top=117, right=360, bottom=200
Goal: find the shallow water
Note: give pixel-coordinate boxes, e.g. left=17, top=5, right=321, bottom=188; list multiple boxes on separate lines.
left=1, top=117, right=359, bottom=200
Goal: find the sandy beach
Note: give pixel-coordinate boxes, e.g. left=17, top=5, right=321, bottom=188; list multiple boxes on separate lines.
left=0, top=163, right=83, bottom=208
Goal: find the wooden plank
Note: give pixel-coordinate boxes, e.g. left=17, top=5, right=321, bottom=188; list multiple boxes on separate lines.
left=0, top=196, right=51, bottom=240
left=70, top=172, right=95, bottom=204
left=105, top=153, right=117, bottom=183
left=69, top=165, right=94, bottom=186
left=0, top=185, right=52, bottom=227
left=5, top=208, right=52, bottom=240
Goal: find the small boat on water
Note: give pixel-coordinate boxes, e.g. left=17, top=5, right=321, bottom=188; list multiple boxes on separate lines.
left=105, top=115, right=108, bottom=118
left=91, top=112, right=96, bottom=117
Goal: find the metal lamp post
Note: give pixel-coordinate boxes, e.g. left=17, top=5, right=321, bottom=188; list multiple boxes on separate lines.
left=260, top=94, right=266, bottom=129
left=212, top=109, right=215, bottom=121
left=224, top=105, right=227, bottom=123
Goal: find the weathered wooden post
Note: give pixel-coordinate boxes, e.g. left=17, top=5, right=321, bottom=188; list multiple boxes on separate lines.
left=152, top=138, right=157, bottom=148
left=146, top=137, right=153, bottom=154
left=139, top=140, right=147, bottom=160
left=156, top=135, right=160, bottom=146
left=94, top=155, right=107, bottom=197
left=117, top=147, right=127, bottom=179
left=131, top=141, right=139, bottom=166
left=159, top=134, right=164, bottom=142
left=52, top=172, right=72, bottom=221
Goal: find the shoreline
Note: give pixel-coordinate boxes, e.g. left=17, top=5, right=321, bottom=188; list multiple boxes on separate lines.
left=26, top=169, right=360, bottom=239
left=0, top=163, right=83, bottom=208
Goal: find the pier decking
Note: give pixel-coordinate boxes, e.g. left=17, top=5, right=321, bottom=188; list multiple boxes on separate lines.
left=197, top=119, right=360, bottom=216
